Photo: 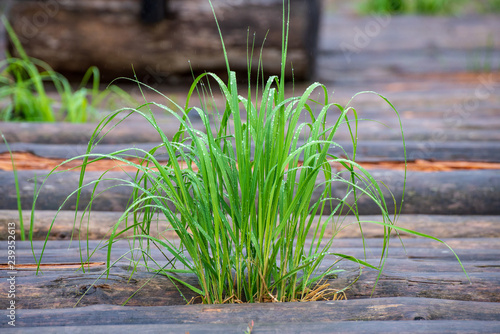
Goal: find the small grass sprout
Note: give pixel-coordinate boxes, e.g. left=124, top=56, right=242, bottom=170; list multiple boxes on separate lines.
left=360, top=0, right=464, bottom=15
left=29, top=0, right=468, bottom=304
left=360, top=0, right=500, bottom=15
left=467, top=34, right=499, bottom=72
left=0, top=17, right=134, bottom=123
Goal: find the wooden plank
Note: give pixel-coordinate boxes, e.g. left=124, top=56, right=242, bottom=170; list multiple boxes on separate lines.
left=0, top=210, right=150, bottom=241
left=317, top=169, right=500, bottom=216
left=0, top=120, right=206, bottom=145
left=0, top=268, right=200, bottom=309
left=3, top=237, right=500, bottom=255
left=0, top=239, right=498, bottom=309
left=330, top=270, right=500, bottom=303
left=4, top=237, right=500, bottom=257
left=4, top=321, right=500, bottom=334
left=1, top=297, right=499, bottom=327
left=1, top=169, right=499, bottom=215
left=320, top=215, right=500, bottom=239
left=0, top=170, right=137, bottom=212
left=1, top=262, right=497, bottom=309
left=319, top=15, right=500, bottom=53
left=2, top=115, right=500, bottom=145
left=318, top=15, right=500, bottom=83
left=2, top=140, right=499, bottom=162
left=7, top=0, right=320, bottom=80
left=0, top=142, right=170, bottom=160
left=2, top=211, right=500, bottom=240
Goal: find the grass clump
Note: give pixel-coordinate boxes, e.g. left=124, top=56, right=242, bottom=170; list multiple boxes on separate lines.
left=0, top=17, right=133, bottom=123
left=30, top=0, right=467, bottom=304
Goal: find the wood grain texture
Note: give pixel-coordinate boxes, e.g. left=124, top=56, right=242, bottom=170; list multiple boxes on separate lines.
left=1, top=297, right=499, bottom=327
left=3, top=321, right=500, bottom=334
left=0, top=169, right=499, bottom=214
left=2, top=211, right=500, bottom=240
left=0, top=238, right=498, bottom=310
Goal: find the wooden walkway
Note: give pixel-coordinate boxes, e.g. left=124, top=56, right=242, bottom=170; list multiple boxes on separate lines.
left=1, top=2, right=500, bottom=333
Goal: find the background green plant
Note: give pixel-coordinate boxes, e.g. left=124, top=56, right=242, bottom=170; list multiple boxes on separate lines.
left=467, top=35, right=499, bottom=72
left=0, top=17, right=134, bottom=123
left=478, top=0, right=500, bottom=12
left=359, top=0, right=500, bottom=15
left=30, top=0, right=467, bottom=305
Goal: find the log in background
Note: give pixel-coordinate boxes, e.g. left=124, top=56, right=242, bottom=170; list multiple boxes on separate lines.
left=7, top=0, right=320, bottom=81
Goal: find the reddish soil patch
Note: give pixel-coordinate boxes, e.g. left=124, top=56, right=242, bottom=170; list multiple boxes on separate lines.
left=0, top=152, right=167, bottom=172
left=1, top=152, right=500, bottom=172
left=348, top=159, right=500, bottom=172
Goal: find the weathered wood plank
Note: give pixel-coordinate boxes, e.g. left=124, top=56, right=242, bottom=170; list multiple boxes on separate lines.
left=2, top=210, right=500, bottom=240
left=0, top=120, right=207, bottom=145
left=1, top=297, right=499, bottom=328
left=3, top=237, right=500, bottom=262
left=2, top=115, right=500, bottom=144
left=3, top=321, right=500, bottom=334
left=0, top=267, right=200, bottom=309
left=0, top=239, right=498, bottom=309
left=4, top=237, right=500, bottom=256
left=7, top=0, right=320, bottom=80
left=1, top=263, right=497, bottom=309
left=1, top=140, right=499, bottom=162
left=0, top=210, right=153, bottom=241
left=4, top=321, right=500, bottom=334
left=1, top=169, right=499, bottom=215
left=320, top=215, right=500, bottom=239
left=317, top=169, right=500, bottom=216
left=320, top=15, right=500, bottom=53
left=317, top=15, right=500, bottom=83
left=0, top=170, right=136, bottom=212
left=330, top=270, right=500, bottom=302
